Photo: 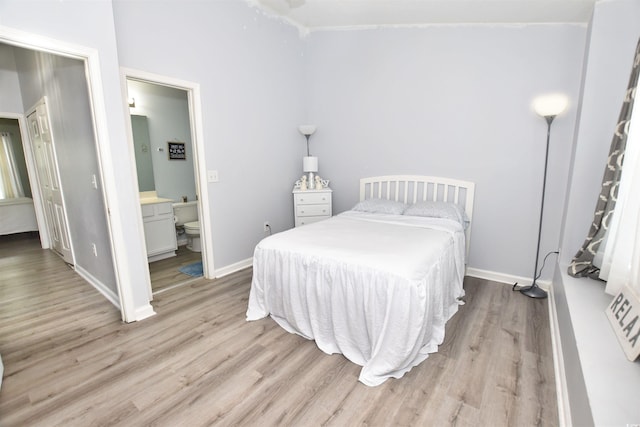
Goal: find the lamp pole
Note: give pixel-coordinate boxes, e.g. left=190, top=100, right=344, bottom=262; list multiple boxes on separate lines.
left=520, top=114, right=555, bottom=299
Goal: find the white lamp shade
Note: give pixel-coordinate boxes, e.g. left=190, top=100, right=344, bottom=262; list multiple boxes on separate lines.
left=532, top=94, right=569, bottom=117
left=303, top=156, right=318, bottom=172
left=298, top=124, right=317, bottom=136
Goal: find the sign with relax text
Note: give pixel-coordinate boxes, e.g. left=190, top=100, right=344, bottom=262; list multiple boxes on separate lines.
left=606, top=286, right=640, bottom=361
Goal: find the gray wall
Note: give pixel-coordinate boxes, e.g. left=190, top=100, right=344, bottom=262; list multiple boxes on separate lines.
left=127, top=80, right=197, bottom=202
left=13, top=48, right=118, bottom=295
left=304, top=24, right=587, bottom=280
left=112, top=0, right=307, bottom=267
left=0, top=44, right=23, bottom=112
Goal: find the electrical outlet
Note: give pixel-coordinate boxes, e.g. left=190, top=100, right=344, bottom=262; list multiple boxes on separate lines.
left=263, top=221, right=270, bottom=232
left=91, top=243, right=97, bottom=257
left=207, top=170, right=219, bottom=183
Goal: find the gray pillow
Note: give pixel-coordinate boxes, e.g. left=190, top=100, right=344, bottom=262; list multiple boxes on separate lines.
left=352, top=198, right=407, bottom=215
left=404, top=201, right=469, bottom=228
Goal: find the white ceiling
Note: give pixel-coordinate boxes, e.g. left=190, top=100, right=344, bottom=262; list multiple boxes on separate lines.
left=253, top=0, right=597, bottom=29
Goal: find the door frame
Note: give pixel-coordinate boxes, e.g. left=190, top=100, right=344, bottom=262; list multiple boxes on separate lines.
left=0, top=25, right=154, bottom=322
left=121, top=67, right=214, bottom=292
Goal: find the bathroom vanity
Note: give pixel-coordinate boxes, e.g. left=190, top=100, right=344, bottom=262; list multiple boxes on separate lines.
left=140, top=192, right=177, bottom=262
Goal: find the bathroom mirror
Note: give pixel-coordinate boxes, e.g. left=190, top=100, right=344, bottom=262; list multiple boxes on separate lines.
left=131, top=114, right=155, bottom=191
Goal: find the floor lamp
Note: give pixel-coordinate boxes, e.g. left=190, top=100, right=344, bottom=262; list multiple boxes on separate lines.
left=298, top=125, right=318, bottom=186
left=520, top=94, right=569, bottom=299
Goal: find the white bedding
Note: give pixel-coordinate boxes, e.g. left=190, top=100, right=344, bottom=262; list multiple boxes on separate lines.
left=0, top=197, right=38, bottom=235
left=247, top=210, right=466, bottom=386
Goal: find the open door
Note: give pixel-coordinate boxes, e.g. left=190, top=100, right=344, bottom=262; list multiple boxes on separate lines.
left=26, top=98, right=74, bottom=264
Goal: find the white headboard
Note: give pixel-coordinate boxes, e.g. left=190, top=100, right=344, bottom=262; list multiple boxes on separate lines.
left=359, top=175, right=475, bottom=256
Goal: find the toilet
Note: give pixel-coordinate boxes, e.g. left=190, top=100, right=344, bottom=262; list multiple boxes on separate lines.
left=172, top=201, right=201, bottom=252
left=183, top=220, right=201, bottom=252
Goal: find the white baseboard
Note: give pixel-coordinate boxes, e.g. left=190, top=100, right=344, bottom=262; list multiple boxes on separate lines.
left=133, top=304, right=157, bottom=321
left=466, top=267, right=551, bottom=291
left=74, top=264, right=121, bottom=309
left=75, top=264, right=156, bottom=322
left=214, top=257, right=253, bottom=278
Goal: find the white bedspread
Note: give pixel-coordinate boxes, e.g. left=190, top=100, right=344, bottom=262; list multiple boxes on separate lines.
left=247, top=211, right=466, bottom=386
left=0, top=197, right=38, bottom=235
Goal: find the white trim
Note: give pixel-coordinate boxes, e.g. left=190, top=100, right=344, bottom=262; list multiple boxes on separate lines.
left=0, top=26, right=95, bottom=60
left=189, top=84, right=215, bottom=279
left=548, top=285, right=572, bottom=427
left=74, top=264, right=121, bottom=309
left=119, top=67, right=215, bottom=292
left=152, top=276, right=202, bottom=296
left=214, top=257, right=253, bottom=278
left=465, top=267, right=551, bottom=291
left=133, top=304, right=157, bottom=322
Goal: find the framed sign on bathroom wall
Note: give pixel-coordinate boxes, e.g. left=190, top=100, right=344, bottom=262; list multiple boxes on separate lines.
left=167, top=141, right=186, bottom=160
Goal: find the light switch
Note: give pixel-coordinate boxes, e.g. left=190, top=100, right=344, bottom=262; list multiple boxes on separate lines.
left=207, top=170, right=219, bottom=183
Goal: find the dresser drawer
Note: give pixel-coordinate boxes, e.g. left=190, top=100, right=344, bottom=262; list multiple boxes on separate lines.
left=296, top=204, right=330, bottom=217
left=296, top=215, right=330, bottom=227
left=294, top=192, right=330, bottom=205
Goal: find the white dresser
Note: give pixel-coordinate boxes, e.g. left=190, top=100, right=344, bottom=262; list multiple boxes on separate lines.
left=293, top=188, right=332, bottom=227
left=140, top=198, right=177, bottom=262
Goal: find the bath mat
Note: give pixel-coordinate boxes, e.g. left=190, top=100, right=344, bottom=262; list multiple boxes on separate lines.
left=178, top=261, right=203, bottom=277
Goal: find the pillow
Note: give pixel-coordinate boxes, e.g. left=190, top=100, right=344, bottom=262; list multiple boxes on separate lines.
left=403, top=201, right=469, bottom=228
left=352, top=198, right=407, bottom=215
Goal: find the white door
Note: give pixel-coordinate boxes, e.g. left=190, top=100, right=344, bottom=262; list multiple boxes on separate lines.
left=27, top=100, right=74, bottom=264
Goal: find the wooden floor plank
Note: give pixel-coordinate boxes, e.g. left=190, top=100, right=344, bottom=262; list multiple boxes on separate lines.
left=0, top=233, right=558, bottom=426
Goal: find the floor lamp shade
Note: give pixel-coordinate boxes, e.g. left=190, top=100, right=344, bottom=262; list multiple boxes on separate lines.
left=532, top=94, right=569, bottom=118
left=298, top=125, right=317, bottom=136
left=299, top=125, right=317, bottom=157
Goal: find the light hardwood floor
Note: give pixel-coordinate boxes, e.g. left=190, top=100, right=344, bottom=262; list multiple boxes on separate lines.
left=148, top=245, right=202, bottom=293
left=0, top=233, right=558, bottom=426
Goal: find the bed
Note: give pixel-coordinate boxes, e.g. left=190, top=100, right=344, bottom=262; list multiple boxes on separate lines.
left=247, top=175, right=475, bottom=386
left=0, top=197, right=39, bottom=236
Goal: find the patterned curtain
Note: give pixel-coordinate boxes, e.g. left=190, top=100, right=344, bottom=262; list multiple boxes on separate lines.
left=568, top=37, right=640, bottom=278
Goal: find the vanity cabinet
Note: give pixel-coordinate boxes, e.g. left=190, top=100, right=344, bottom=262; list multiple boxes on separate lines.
left=293, top=188, right=332, bottom=227
left=141, top=200, right=177, bottom=262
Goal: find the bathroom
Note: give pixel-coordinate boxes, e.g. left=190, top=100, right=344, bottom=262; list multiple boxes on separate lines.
left=127, top=79, right=202, bottom=292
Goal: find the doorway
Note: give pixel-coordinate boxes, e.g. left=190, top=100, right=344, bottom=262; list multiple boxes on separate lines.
left=0, top=115, right=40, bottom=240
left=122, top=69, right=213, bottom=296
